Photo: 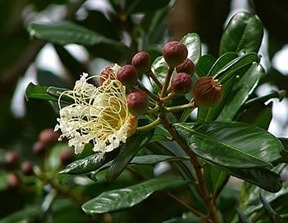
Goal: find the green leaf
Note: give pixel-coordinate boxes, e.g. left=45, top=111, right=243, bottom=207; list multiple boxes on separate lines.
left=217, top=63, right=264, bottom=121
left=0, top=205, right=42, bottom=223
left=28, top=21, right=126, bottom=47
left=208, top=52, right=238, bottom=77
left=204, top=164, right=229, bottom=197
left=198, top=53, right=260, bottom=122
left=25, top=83, right=57, bottom=101
left=180, top=33, right=201, bottom=64
left=174, top=122, right=283, bottom=168
left=219, top=12, right=263, bottom=55
left=107, top=130, right=153, bottom=180
left=82, top=177, right=187, bottom=214
left=151, top=56, right=169, bottom=87
left=195, top=54, right=216, bottom=77
left=237, top=208, right=252, bottom=223
left=58, top=153, right=105, bottom=183
left=130, top=155, right=187, bottom=165
left=228, top=167, right=282, bottom=192
left=260, top=193, right=285, bottom=223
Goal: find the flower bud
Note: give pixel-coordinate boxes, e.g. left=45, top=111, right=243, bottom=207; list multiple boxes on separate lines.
left=5, top=151, right=19, bottom=170
left=171, top=73, right=193, bottom=95
left=131, top=52, right=151, bottom=74
left=60, top=149, right=74, bottom=166
left=6, top=173, right=21, bottom=191
left=21, top=160, right=34, bottom=176
left=176, top=58, right=195, bottom=75
left=39, top=128, right=59, bottom=147
left=126, top=89, right=149, bottom=115
left=193, top=77, right=223, bottom=107
left=162, top=41, right=188, bottom=68
left=33, top=141, right=47, bottom=157
left=117, top=65, right=138, bottom=87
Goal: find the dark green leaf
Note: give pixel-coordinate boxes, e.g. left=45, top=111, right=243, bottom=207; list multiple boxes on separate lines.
left=220, top=12, right=263, bottom=55
left=208, top=52, right=238, bottom=77
left=217, top=63, right=264, bottom=121
left=0, top=205, right=42, bottom=223
left=131, top=155, right=188, bottom=165
left=260, top=193, right=285, bottom=223
left=28, top=21, right=126, bottom=47
left=58, top=153, right=105, bottom=183
left=180, top=33, right=201, bottom=64
left=82, top=177, right=188, bottom=214
left=198, top=53, right=260, bottom=122
left=174, top=122, right=283, bottom=168
left=107, top=130, right=154, bottom=180
left=25, top=83, right=57, bottom=101
left=228, top=167, right=282, bottom=192
left=195, top=54, right=216, bottom=77
left=237, top=208, right=252, bottom=223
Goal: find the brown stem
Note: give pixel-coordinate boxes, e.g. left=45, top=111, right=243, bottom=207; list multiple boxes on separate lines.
left=147, top=69, right=163, bottom=89
left=161, top=115, right=220, bottom=223
left=167, top=192, right=207, bottom=219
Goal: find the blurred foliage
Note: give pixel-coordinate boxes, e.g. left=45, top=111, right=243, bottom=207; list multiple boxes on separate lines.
left=1, top=0, right=288, bottom=223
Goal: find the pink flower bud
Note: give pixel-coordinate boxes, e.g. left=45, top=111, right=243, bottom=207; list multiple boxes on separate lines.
left=176, top=58, right=195, bottom=75
left=132, top=52, right=151, bottom=74
left=162, top=41, right=188, bottom=67
left=117, top=65, right=138, bottom=87
left=171, top=73, right=193, bottom=95
left=126, top=89, right=149, bottom=115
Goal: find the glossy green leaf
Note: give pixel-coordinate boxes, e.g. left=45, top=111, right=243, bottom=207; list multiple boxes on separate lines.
left=82, top=177, right=187, bottom=214
left=107, top=130, right=154, bottom=180
left=180, top=33, right=201, bottom=64
left=238, top=101, right=273, bottom=130
left=217, top=63, right=264, bottom=121
left=214, top=52, right=259, bottom=81
left=228, top=167, right=282, bottom=192
left=131, top=155, right=188, bottom=165
left=58, top=153, right=105, bottom=183
left=220, top=12, right=263, bottom=55
left=174, top=122, right=283, bottom=168
left=28, top=21, right=126, bottom=47
left=204, top=164, right=229, bottom=197
left=208, top=52, right=238, bottom=77
left=151, top=56, right=169, bottom=87
left=25, top=83, right=56, bottom=101
left=198, top=53, right=260, bottom=122
left=195, top=54, right=216, bottom=77
left=260, top=193, right=285, bottom=223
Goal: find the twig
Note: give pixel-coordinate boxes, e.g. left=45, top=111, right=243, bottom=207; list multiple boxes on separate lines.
left=160, top=115, right=220, bottom=223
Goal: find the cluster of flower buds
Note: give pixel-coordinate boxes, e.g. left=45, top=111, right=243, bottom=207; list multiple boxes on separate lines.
left=111, top=39, right=223, bottom=117
left=3, top=128, right=74, bottom=191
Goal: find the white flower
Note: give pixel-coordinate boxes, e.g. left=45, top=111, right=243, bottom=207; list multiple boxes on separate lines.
left=55, top=67, right=137, bottom=157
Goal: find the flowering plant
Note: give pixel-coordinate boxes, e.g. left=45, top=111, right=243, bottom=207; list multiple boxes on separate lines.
left=2, top=1, right=288, bottom=223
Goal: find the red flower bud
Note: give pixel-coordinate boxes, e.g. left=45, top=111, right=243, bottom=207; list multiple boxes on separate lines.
left=176, top=58, right=195, bottom=75
left=126, top=89, right=149, bottom=115
left=39, top=128, right=59, bottom=147
left=193, top=77, right=223, bottom=107
left=6, top=173, right=21, bottom=191
left=5, top=151, right=19, bottom=170
left=162, top=41, right=188, bottom=68
left=33, top=141, right=47, bottom=157
left=132, top=52, right=151, bottom=74
left=117, top=65, right=138, bottom=87
left=171, top=73, right=193, bottom=95
left=21, top=160, right=34, bottom=176
left=60, top=149, right=74, bottom=166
